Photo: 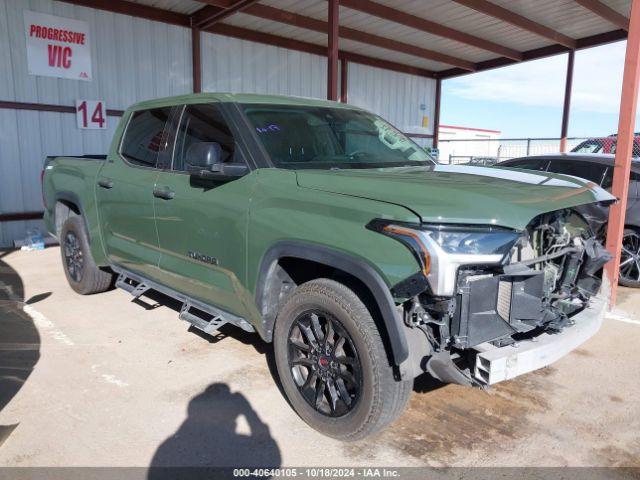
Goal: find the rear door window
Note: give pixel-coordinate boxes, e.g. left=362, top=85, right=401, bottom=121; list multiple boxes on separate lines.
left=120, top=107, right=172, bottom=168
left=547, top=160, right=607, bottom=184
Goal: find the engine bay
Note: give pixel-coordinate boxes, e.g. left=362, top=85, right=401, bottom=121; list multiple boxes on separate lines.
left=407, top=208, right=612, bottom=354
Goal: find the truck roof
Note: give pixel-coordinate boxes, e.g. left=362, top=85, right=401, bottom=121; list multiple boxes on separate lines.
left=129, top=92, right=361, bottom=111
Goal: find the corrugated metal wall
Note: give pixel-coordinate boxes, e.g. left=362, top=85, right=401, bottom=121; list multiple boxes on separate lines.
left=347, top=63, right=436, bottom=147
left=201, top=32, right=327, bottom=98
left=201, top=34, right=437, bottom=149
left=0, top=1, right=436, bottom=247
left=0, top=0, right=192, bottom=246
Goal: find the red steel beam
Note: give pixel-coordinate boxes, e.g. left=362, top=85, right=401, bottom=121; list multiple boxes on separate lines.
left=196, top=0, right=261, bottom=30
left=338, top=51, right=435, bottom=77
left=239, top=4, right=476, bottom=71
left=574, top=0, right=629, bottom=31
left=192, top=28, right=202, bottom=93
left=451, top=0, right=577, bottom=49
left=0, top=100, right=124, bottom=116
left=58, top=0, right=189, bottom=26
left=559, top=50, right=575, bottom=153
left=192, top=6, right=226, bottom=28
left=604, top=0, right=640, bottom=307
left=433, top=78, right=442, bottom=149
left=328, top=0, right=340, bottom=101
left=339, top=0, right=522, bottom=61
left=209, top=23, right=326, bottom=55
left=0, top=212, right=44, bottom=223
left=340, top=58, right=348, bottom=103
left=198, top=0, right=234, bottom=7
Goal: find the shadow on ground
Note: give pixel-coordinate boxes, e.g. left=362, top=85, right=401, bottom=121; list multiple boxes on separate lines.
left=149, top=382, right=281, bottom=473
left=130, top=292, right=283, bottom=473
left=0, top=253, right=42, bottom=448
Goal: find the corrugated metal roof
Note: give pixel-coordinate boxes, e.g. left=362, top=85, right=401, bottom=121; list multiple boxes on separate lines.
left=127, top=0, right=204, bottom=15
left=490, top=0, right=612, bottom=39
left=123, top=0, right=632, bottom=75
left=602, top=0, right=633, bottom=16
left=338, top=8, right=498, bottom=63
left=224, top=12, right=329, bottom=46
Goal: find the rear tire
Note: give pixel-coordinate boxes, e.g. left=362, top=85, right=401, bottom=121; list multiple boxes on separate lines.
left=619, top=228, right=640, bottom=288
left=60, top=215, right=112, bottom=295
left=273, top=278, right=412, bottom=440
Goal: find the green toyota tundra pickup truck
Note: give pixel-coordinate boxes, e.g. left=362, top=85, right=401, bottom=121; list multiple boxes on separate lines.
left=42, top=93, right=614, bottom=440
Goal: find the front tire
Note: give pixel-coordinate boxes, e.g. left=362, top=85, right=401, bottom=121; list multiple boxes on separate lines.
left=273, top=278, right=412, bottom=440
left=60, top=215, right=112, bottom=295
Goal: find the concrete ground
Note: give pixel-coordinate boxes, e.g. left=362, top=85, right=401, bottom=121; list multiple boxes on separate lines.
left=0, top=247, right=638, bottom=468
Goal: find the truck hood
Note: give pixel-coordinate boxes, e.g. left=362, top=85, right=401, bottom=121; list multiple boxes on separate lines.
left=295, top=165, right=615, bottom=230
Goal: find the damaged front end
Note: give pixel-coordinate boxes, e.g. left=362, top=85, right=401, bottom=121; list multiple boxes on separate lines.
left=372, top=208, right=613, bottom=386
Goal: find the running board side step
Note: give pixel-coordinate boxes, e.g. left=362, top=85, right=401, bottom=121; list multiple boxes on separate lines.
left=115, top=273, right=150, bottom=298
left=179, top=301, right=227, bottom=334
left=112, top=267, right=254, bottom=335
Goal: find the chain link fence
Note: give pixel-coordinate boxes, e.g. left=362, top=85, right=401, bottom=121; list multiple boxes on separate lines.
left=436, top=136, right=616, bottom=165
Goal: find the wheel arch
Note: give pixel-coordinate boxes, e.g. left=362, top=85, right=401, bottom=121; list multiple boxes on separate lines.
left=54, top=191, right=88, bottom=239
left=255, top=241, right=409, bottom=370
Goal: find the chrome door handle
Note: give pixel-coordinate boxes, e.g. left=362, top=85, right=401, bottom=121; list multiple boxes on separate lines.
left=153, top=186, right=175, bottom=200
left=98, top=178, right=114, bottom=189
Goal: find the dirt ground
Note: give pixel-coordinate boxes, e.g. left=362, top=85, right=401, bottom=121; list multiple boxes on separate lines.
left=0, top=247, right=638, bottom=467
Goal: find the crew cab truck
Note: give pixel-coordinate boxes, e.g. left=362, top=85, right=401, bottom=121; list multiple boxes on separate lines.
left=43, top=93, right=614, bottom=440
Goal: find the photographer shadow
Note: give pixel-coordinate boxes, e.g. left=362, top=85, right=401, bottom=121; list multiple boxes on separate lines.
left=149, top=383, right=281, bottom=473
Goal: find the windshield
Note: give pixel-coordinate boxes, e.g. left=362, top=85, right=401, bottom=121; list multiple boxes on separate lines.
left=241, top=103, right=435, bottom=169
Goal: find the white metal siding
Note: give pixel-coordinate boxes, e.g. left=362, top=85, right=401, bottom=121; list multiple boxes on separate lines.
left=201, top=32, right=327, bottom=99
left=0, top=0, right=192, bottom=246
left=347, top=62, right=436, bottom=146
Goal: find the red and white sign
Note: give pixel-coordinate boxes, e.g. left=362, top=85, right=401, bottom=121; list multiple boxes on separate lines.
left=76, top=100, right=106, bottom=129
left=24, top=10, right=92, bottom=81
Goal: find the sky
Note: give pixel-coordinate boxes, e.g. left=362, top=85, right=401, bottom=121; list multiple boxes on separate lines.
left=440, top=40, right=636, bottom=139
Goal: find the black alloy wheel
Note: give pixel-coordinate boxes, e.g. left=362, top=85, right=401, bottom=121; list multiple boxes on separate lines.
left=287, top=309, right=362, bottom=417
left=620, top=229, right=640, bottom=287
left=63, top=231, right=84, bottom=283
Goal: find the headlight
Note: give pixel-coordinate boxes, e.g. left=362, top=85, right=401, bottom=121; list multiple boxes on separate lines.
left=424, top=226, right=520, bottom=256
left=369, top=220, right=521, bottom=296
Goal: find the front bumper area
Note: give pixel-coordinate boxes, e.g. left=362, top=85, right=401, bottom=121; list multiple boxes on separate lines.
left=471, top=295, right=606, bottom=385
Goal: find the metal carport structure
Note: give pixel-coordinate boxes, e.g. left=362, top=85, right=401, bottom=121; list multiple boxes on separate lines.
left=1, top=0, right=639, bottom=305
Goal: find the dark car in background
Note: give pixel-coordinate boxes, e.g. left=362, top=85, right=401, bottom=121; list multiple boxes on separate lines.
left=499, top=153, right=640, bottom=287
left=459, top=156, right=499, bottom=166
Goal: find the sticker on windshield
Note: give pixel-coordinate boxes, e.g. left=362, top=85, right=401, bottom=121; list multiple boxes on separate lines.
left=255, top=124, right=281, bottom=134
left=374, top=119, right=422, bottom=160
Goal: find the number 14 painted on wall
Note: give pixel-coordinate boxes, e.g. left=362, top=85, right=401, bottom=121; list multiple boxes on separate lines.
left=76, top=100, right=106, bottom=129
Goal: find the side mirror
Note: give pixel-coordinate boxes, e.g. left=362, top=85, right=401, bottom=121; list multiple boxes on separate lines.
left=191, top=163, right=249, bottom=182
left=197, top=163, right=248, bottom=178
left=185, top=142, right=224, bottom=170
left=185, top=142, right=249, bottom=181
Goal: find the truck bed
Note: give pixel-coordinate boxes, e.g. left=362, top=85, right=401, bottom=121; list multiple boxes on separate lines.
left=42, top=154, right=108, bottom=246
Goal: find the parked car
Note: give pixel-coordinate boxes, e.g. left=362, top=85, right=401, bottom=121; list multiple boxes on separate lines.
left=571, top=134, right=640, bottom=156
left=498, top=153, right=640, bottom=287
left=43, top=94, right=613, bottom=440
